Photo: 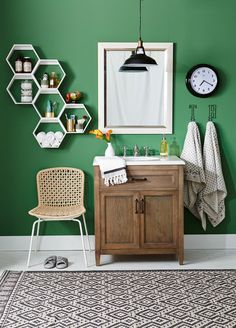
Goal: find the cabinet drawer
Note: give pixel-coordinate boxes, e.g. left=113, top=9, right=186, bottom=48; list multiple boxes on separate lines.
left=127, top=171, right=178, bottom=190
left=99, top=168, right=178, bottom=190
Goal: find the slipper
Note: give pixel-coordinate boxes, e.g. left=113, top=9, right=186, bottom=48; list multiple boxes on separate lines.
left=44, top=255, right=57, bottom=269
left=56, top=256, right=68, bottom=269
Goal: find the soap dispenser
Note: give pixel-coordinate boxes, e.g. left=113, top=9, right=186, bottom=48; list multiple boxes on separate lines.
left=160, top=135, right=168, bottom=158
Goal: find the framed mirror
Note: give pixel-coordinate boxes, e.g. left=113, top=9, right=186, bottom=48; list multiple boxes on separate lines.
left=98, top=42, right=173, bottom=134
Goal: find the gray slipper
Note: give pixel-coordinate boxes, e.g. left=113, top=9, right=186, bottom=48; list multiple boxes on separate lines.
left=44, top=255, right=57, bottom=269
left=56, top=256, right=68, bottom=269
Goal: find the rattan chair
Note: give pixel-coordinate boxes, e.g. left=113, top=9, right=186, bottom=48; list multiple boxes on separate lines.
left=27, top=167, right=91, bottom=267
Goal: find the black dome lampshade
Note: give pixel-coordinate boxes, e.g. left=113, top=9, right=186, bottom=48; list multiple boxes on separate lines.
left=119, top=0, right=157, bottom=72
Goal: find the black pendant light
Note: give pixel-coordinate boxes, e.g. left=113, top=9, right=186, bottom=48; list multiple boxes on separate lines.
left=120, top=0, right=157, bottom=72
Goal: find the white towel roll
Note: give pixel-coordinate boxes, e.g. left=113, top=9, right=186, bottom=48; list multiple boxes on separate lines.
left=41, top=139, right=50, bottom=148
left=36, top=132, right=46, bottom=145
left=55, top=131, right=64, bottom=142
left=46, top=132, right=55, bottom=146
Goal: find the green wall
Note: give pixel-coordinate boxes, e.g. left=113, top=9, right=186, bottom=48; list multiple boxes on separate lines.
left=1, top=0, right=236, bottom=236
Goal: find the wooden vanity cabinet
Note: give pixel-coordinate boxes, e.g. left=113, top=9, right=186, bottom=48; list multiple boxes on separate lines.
left=94, top=164, right=184, bottom=265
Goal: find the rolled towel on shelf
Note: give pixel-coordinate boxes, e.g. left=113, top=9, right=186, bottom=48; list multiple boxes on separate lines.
left=36, top=131, right=46, bottom=145
left=46, top=131, right=55, bottom=146
left=55, top=131, right=64, bottom=142
left=41, top=139, right=50, bottom=148
left=51, top=139, right=60, bottom=148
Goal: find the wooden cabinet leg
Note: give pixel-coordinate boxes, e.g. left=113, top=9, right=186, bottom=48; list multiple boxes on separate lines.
left=178, top=251, right=184, bottom=265
left=179, top=258, right=184, bottom=265
left=95, top=252, right=101, bottom=266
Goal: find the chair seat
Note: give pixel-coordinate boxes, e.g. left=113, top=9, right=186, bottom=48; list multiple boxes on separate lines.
left=29, top=205, right=86, bottom=220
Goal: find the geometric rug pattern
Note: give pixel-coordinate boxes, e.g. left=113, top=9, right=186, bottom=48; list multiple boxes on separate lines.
left=0, top=270, right=236, bottom=327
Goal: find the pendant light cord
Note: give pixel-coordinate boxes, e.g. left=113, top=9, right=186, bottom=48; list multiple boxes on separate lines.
left=139, top=0, right=142, bottom=40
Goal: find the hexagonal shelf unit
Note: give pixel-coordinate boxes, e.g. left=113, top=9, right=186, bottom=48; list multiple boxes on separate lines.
left=61, top=103, right=92, bottom=134
left=33, top=89, right=65, bottom=120
left=7, top=74, right=39, bottom=105
left=6, top=43, right=92, bottom=148
left=33, top=120, right=66, bottom=148
left=33, top=59, right=66, bottom=89
left=6, top=44, right=40, bottom=74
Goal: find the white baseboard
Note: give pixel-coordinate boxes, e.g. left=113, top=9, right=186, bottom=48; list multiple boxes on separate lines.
left=0, top=235, right=235, bottom=251
left=0, top=235, right=95, bottom=251
left=184, top=234, right=236, bottom=249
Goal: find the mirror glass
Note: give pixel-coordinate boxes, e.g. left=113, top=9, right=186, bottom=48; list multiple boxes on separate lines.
left=98, top=43, right=173, bottom=134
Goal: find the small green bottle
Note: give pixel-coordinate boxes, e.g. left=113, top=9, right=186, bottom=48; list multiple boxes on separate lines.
left=160, top=135, right=168, bottom=157
left=169, top=137, right=180, bottom=156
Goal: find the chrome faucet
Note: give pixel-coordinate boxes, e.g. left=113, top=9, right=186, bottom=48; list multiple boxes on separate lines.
left=143, top=146, right=150, bottom=157
left=133, top=144, right=139, bottom=156
left=122, top=145, right=127, bottom=157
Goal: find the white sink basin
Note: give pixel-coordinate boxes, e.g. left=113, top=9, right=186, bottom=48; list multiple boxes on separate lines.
left=124, top=156, right=160, bottom=161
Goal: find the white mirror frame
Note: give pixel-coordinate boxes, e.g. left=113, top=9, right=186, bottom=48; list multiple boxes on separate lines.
left=98, top=42, right=173, bottom=134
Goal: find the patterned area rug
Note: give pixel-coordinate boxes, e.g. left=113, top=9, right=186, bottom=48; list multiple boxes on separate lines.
left=0, top=270, right=236, bottom=328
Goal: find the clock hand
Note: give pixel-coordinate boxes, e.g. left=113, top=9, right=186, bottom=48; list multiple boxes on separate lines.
left=200, top=80, right=214, bottom=87
left=204, top=80, right=213, bottom=87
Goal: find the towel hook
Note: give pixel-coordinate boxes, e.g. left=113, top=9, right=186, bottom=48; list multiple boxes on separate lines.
left=208, top=104, right=217, bottom=121
left=189, top=104, right=197, bottom=121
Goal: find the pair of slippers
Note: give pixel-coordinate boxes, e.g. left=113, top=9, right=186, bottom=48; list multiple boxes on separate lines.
left=44, top=256, right=68, bottom=269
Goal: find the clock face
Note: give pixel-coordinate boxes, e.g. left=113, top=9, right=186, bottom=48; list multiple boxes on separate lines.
left=186, top=64, right=219, bottom=97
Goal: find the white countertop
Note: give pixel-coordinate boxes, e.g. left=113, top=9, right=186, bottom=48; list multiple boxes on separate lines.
left=93, top=155, right=185, bottom=166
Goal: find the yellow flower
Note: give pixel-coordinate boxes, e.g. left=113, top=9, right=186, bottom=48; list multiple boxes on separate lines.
left=105, top=129, right=112, bottom=142
left=89, top=129, right=103, bottom=138
left=89, top=129, right=113, bottom=142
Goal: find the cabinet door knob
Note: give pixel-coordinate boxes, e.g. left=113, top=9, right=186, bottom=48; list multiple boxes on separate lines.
left=135, top=199, right=139, bottom=214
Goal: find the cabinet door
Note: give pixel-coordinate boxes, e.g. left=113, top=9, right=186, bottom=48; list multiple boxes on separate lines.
left=140, top=191, right=178, bottom=248
left=100, top=192, right=139, bottom=250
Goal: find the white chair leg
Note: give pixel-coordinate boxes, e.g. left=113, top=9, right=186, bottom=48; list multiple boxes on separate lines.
left=35, top=219, right=41, bottom=253
left=27, top=220, right=39, bottom=268
left=74, top=219, right=88, bottom=267
left=82, top=214, right=91, bottom=252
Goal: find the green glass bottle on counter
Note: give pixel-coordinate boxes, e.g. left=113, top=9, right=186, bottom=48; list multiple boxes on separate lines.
left=160, top=135, right=168, bottom=158
left=169, top=137, right=180, bottom=156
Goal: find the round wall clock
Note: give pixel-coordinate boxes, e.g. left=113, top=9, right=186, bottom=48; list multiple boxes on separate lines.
left=186, top=64, right=219, bottom=98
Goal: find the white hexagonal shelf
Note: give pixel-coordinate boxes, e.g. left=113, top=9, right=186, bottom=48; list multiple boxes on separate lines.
left=33, top=59, right=66, bottom=89
left=60, top=103, right=92, bottom=134
left=6, top=43, right=92, bottom=148
left=7, top=74, right=40, bottom=105
left=6, top=44, right=40, bottom=74
left=33, top=120, right=66, bottom=148
left=33, top=88, right=65, bottom=120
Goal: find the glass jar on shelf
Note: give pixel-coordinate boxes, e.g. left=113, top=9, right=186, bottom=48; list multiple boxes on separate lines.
left=15, top=57, right=23, bottom=73
left=23, top=57, right=32, bottom=73
left=21, top=80, right=32, bottom=103
left=41, top=73, right=49, bottom=89
left=49, top=72, right=57, bottom=88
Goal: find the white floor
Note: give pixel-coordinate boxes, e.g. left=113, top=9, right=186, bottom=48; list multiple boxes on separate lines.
left=0, top=249, right=236, bottom=276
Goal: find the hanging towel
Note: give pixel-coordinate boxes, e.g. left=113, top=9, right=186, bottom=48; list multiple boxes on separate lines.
left=96, top=156, right=128, bottom=186
left=202, top=121, right=227, bottom=227
left=180, top=122, right=206, bottom=229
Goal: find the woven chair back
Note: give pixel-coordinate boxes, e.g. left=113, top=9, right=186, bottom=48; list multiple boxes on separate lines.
left=36, top=167, right=84, bottom=207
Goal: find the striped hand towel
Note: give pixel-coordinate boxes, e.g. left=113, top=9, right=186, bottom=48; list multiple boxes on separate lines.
left=96, top=157, right=128, bottom=186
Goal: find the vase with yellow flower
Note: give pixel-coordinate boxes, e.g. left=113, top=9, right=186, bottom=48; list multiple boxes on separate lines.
left=89, top=129, right=115, bottom=157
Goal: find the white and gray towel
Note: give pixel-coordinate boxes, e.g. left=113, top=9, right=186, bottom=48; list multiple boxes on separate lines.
left=180, top=122, right=206, bottom=229
left=202, top=121, right=227, bottom=227
left=96, top=156, right=128, bottom=186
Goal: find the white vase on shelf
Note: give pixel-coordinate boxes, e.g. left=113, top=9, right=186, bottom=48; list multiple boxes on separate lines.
left=105, top=142, right=115, bottom=157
